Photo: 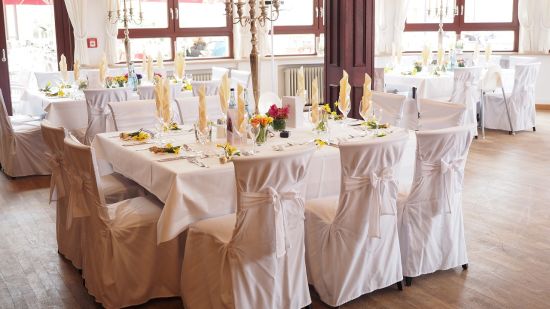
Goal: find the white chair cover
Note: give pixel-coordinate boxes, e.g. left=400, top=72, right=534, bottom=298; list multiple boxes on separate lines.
left=191, top=80, right=219, bottom=96
left=372, top=91, right=407, bottom=127
left=304, top=133, right=408, bottom=307
left=181, top=147, right=315, bottom=309
left=230, top=69, right=251, bottom=89
left=175, top=95, right=223, bottom=124
left=398, top=125, right=473, bottom=278
left=63, top=136, right=185, bottom=308
left=108, top=100, right=157, bottom=131
left=211, top=66, right=230, bottom=81
left=0, top=90, right=50, bottom=177
left=450, top=67, right=483, bottom=136
left=83, top=88, right=130, bottom=144
left=418, top=99, right=467, bottom=131
left=484, top=63, right=541, bottom=132
left=137, top=84, right=182, bottom=100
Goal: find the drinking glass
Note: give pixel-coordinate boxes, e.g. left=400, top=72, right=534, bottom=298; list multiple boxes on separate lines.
left=248, top=123, right=261, bottom=154
left=338, top=96, right=351, bottom=121
left=359, top=99, right=371, bottom=122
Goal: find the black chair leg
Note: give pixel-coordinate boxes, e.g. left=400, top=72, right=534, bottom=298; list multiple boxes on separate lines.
left=405, top=276, right=413, bottom=286
left=302, top=305, right=312, bottom=309
left=462, top=264, right=468, bottom=270
left=397, top=281, right=403, bottom=291
left=533, top=126, right=536, bottom=132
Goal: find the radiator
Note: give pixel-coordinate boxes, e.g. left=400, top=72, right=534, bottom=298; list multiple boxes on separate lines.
left=283, top=65, right=324, bottom=104
left=190, top=71, right=212, bottom=81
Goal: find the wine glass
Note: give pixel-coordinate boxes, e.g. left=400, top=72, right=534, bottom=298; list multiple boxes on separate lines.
left=359, top=99, right=371, bottom=122
left=248, top=122, right=261, bottom=154
left=338, top=96, right=351, bottom=122
left=309, top=106, right=321, bottom=131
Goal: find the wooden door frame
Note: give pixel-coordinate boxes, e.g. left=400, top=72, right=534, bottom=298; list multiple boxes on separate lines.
left=0, top=3, right=12, bottom=115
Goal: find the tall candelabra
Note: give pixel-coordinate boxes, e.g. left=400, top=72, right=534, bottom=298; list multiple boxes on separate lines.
left=427, top=0, right=458, bottom=51
left=225, top=0, right=281, bottom=114
left=108, top=0, right=144, bottom=71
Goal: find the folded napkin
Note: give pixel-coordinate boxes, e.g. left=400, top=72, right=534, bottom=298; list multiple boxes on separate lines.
left=175, top=52, right=186, bottom=80
left=155, top=77, right=172, bottom=123
left=361, top=73, right=372, bottom=116
left=59, top=54, right=68, bottom=82
left=157, top=51, right=164, bottom=68
left=421, top=45, right=430, bottom=66
left=437, top=48, right=444, bottom=66
left=198, top=84, right=208, bottom=132
left=99, top=54, right=107, bottom=84
left=339, top=70, right=351, bottom=114
left=310, top=77, right=319, bottom=123
left=297, top=66, right=306, bottom=101
left=73, top=60, right=80, bottom=81
left=146, top=55, right=154, bottom=81
left=219, top=73, right=230, bottom=115
left=485, top=44, right=492, bottom=62
left=473, top=43, right=480, bottom=63
left=237, top=84, right=247, bottom=134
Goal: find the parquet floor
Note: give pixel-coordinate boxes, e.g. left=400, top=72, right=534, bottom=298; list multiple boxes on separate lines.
left=2, top=112, right=550, bottom=308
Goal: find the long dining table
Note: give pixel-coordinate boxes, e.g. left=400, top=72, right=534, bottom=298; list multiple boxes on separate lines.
left=92, top=121, right=417, bottom=244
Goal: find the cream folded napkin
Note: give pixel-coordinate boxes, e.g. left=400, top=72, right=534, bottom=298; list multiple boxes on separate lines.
left=175, top=52, right=186, bottom=80
left=485, top=44, right=492, bottom=62
left=297, top=66, right=306, bottom=100
left=421, top=45, right=430, bottom=67
left=237, top=84, right=247, bottom=134
left=198, top=84, right=208, bottom=132
left=59, top=54, right=68, bottom=82
left=310, top=77, right=319, bottom=123
left=73, top=60, right=80, bottom=81
left=473, top=43, right=480, bottom=63
left=146, top=56, right=154, bottom=81
left=155, top=77, right=172, bottom=123
left=219, top=73, right=230, bottom=115
left=437, top=48, right=444, bottom=66
left=99, top=54, right=107, bottom=84
left=339, top=70, right=351, bottom=113
left=361, top=73, right=372, bottom=116
left=157, top=51, right=164, bottom=68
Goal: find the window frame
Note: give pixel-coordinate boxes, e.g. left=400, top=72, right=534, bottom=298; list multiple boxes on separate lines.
left=271, top=0, right=324, bottom=56
left=117, top=0, right=233, bottom=62
left=403, top=0, right=519, bottom=52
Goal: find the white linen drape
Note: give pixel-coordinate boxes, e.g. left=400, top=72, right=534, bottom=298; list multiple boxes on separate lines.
left=104, top=0, right=119, bottom=65
left=375, top=0, right=409, bottom=55
left=64, top=0, right=89, bottom=64
left=518, top=0, right=550, bottom=53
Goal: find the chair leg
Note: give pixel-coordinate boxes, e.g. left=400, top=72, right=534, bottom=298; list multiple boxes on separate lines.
left=397, top=281, right=403, bottom=291
left=462, top=264, right=469, bottom=270
left=302, top=305, right=312, bottom=309
left=533, top=126, right=536, bottom=132
left=405, top=276, right=413, bottom=286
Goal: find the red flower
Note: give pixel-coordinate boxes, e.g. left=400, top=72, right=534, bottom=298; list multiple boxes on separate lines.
left=267, top=104, right=289, bottom=119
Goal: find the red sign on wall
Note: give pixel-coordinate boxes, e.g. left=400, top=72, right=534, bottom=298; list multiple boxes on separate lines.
left=87, top=38, right=98, bottom=49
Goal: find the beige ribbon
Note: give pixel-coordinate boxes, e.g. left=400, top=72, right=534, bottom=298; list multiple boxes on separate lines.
left=65, top=170, right=92, bottom=229
left=421, top=156, right=465, bottom=214
left=47, top=154, right=65, bottom=203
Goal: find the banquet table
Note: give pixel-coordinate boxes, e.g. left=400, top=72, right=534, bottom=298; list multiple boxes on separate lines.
left=22, top=90, right=88, bottom=130
left=93, top=122, right=416, bottom=244
left=384, top=71, right=454, bottom=99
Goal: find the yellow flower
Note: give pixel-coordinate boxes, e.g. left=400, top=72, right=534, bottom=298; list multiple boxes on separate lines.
left=314, top=139, right=328, bottom=148
left=323, top=104, right=331, bottom=113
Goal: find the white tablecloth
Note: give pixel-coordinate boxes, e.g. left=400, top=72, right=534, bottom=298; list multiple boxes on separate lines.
left=93, top=123, right=416, bottom=244
left=384, top=72, right=454, bottom=99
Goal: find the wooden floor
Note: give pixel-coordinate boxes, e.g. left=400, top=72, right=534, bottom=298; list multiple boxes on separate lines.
left=2, top=113, right=550, bottom=309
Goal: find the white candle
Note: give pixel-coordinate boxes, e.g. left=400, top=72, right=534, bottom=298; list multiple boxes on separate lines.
left=130, top=0, right=133, bottom=11
left=139, top=0, right=142, bottom=13
left=108, top=0, right=112, bottom=12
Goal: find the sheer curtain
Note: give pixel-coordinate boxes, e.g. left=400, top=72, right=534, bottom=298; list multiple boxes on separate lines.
left=518, top=0, right=550, bottom=53
left=64, top=0, right=89, bottom=64
left=104, top=0, right=119, bottom=65
left=375, top=0, right=409, bottom=55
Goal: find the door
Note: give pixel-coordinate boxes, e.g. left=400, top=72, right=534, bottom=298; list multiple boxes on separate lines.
left=0, top=4, right=12, bottom=115
left=324, top=0, right=375, bottom=119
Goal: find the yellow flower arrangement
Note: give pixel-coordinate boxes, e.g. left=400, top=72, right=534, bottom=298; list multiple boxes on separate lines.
left=314, top=138, right=328, bottom=148
left=250, top=114, right=273, bottom=128
left=119, top=129, right=150, bottom=141
left=149, top=143, right=181, bottom=154
left=217, top=143, right=240, bottom=163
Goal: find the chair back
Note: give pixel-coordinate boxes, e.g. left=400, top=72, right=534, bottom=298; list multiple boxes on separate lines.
left=41, top=120, right=67, bottom=201
left=108, top=100, right=157, bottom=131
left=404, top=126, right=473, bottom=214
left=137, top=85, right=155, bottom=100
left=230, top=69, right=251, bottom=89
left=372, top=91, right=407, bottom=127
left=510, top=63, right=540, bottom=106
left=0, top=89, right=13, bottom=135
left=191, top=80, right=219, bottom=96
left=450, top=67, right=483, bottom=134
left=83, top=88, right=130, bottom=144
left=418, top=99, right=466, bottom=130
left=211, top=66, right=230, bottom=81
left=334, top=132, right=409, bottom=239
left=231, top=147, right=314, bottom=258
left=175, top=95, right=223, bottom=124
left=481, top=65, right=504, bottom=92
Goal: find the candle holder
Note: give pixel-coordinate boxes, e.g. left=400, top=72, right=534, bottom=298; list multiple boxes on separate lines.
left=108, top=0, right=144, bottom=71
left=427, top=0, right=459, bottom=51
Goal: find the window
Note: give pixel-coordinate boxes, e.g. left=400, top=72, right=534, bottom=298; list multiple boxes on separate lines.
left=403, top=0, right=519, bottom=52
left=117, top=0, right=232, bottom=62
left=272, top=0, right=324, bottom=55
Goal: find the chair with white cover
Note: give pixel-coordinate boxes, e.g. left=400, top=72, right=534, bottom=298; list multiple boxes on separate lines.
left=63, top=136, right=185, bottom=308
left=137, top=85, right=155, bottom=100
left=181, top=147, right=315, bottom=309
left=174, top=96, right=223, bottom=124
left=483, top=63, right=540, bottom=134
left=418, top=99, right=466, bottom=131
left=211, top=66, right=230, bottom=81
left=83, top=88, right=130, bottom=144
left=0, top=90, right=50, bottom=177
left=108, top=100, right=157, bottom=131
left=371, top=91, right=407, bottom=127
left=230, top=69, right=251, bottom=89
left=449, top=67, right=483, bottom=137
left=305, top=132, right=408, bottom=307
left=398, top=125, right=473, bottom=286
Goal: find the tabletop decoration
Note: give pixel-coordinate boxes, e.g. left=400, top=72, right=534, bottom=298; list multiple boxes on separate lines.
left=174, top=51, right=186, bottom=80
left=125, top=72, right=142, bottom=86
left=457, top=58, right=466, bottom=68
left=182, top=79, right=193, bottom=91
left=338, top=70, right=351, bottom=120
left=40, top=82, right=53, bottom=93
left=297, top=66, right=306, bottom=101
left=99, top=54, right=107, bottom=85
left=149, top=143, right=181, bottom=155
left=362, top=119, right=389, bottom=130
left=217, top=143, right=241, bottom=164
left=414, top=61, right=423, bottom=73
left=119, top=129, right=150, bottom=141
left=73, top=60, right=80, bottom=82
left=314, top=138, right=328, bottom=148
left=145, top=55, right=154, bottom=81
left=267, top=104, right=289, bottom=131
left=156, top=51, right=164, bottom=68
left=59, top=54, right=68, bottom=83
left=421, top=45, right=431, bottom=67
left=154, top=77, right=173, bottom=138
left=78, top=80, right=88, bottom=91
left=250, top=114, right=272, bottom=145
left=360, top=73, right=372, bottom=122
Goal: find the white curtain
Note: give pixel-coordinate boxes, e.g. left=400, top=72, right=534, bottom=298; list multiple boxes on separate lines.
left=104, top=0, right=119, bottom=65
left=64, top=0, right=89, bottom=65
left=518, top=0, right=550, bottom=53
left=375, top=0, right=409, bottom=56
left=234, top=2, right=271, bottom=59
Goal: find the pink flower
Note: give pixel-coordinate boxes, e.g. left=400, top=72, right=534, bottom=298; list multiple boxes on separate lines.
left=267, top=104, right=289, bottom=119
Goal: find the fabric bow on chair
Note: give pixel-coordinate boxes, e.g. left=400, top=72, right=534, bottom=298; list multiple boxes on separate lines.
left=343, top=167, right=396, bottom=239
left=47, top=154, right=65, bottom=203
left=420, top=156, right=465, bottom=214
left=66, top=170, right=93, bottom=228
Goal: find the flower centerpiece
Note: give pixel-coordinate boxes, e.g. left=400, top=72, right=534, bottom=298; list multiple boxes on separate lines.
left=457, top=58, right=466, bottom=68
left=182, top=78, right=192, bottom=91
left=414, top=61, right=423, bottom=72
left=250, top=114, right=273, bottom=145
left=216, top=143, right=241, bottom=164
left=266, top=104, right=289, bottom=131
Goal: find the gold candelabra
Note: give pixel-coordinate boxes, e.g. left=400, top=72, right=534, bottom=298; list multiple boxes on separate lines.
left=225, top=0, right=282, bottom=114
left=108, top=0, right=144, bottom=71
left=427, top=0, right=458, bottom=51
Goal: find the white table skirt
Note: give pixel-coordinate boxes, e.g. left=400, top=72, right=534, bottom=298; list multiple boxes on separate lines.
left=93, top=123, right=416, bottom=244
left=384, top=72, right=454, bottom=99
